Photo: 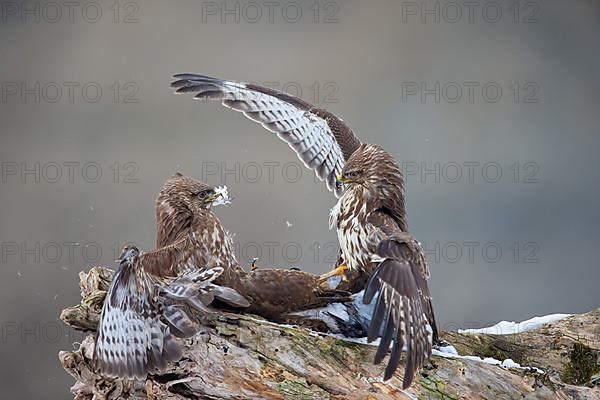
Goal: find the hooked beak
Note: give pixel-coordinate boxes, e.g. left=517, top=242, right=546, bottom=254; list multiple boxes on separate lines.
left=336, top=174, right=352, bottom=187
left=204, top=192, right=222, bottom=203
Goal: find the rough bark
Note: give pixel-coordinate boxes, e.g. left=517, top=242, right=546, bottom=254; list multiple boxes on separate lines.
left=60, top=267, right=600, bottom=400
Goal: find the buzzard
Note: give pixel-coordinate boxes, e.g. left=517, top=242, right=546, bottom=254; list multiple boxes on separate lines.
left=93, top=244, right=227, bottom=379
left=94, top=173, right=349, bottom=379
left=154, top=173, right=349, bottom=321
left=171, top=74, right=439, bottom=388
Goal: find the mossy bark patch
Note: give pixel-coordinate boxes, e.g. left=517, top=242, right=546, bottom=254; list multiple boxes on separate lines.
left=60, top=267, right=600, bottom=399
left=561, top=342, right=600, bottom=385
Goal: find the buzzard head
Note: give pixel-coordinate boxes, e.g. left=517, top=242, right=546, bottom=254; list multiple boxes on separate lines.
left=194, top=186, right=221, bottom=209
left=160, top=173, right=222, bottom=213
left=338, top=144, right=403, bottom=190
left=155, top=173, right=229, bottom=247
left=337, top=144, right=406, bottom=222
left=117, top=244, right=140, bottom=263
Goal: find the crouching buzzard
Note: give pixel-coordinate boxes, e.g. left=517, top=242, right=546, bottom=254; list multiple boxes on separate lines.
left=171, top=74, right=438, bottom=388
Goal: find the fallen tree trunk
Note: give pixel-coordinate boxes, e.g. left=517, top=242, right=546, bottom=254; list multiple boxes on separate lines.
left=59, top=267, right=599, bottom=400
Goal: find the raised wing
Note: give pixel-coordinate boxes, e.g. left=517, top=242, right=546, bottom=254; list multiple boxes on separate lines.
left=93, top=255, right=185, bottom=379
left=93, top=242, right=246, bottom=379
left=171, top=74, right=362, bottom=197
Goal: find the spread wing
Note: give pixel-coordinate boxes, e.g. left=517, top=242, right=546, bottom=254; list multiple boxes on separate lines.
left=139, top=235, right=251, bottom=308
left=92, top=258, right=184, bottom=379
left=171, top=74, right=363, bottom=197
left=93, top=240, right=247, bottom=379
left=364, top=212, right=437, bottom=388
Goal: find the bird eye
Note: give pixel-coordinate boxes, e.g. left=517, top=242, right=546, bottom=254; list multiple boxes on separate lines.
left=198, top=189, right=214, bottom=199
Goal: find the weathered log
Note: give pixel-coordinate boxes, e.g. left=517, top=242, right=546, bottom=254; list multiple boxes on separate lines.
left=59, top=266, right=599, bottom=399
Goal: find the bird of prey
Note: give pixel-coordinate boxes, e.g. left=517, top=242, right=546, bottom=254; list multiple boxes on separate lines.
left=171, top=74, right=439, bottom=388
left=94, top=173, right=346, bottom=379
left=93, top=244, right=226, bottom=379
left=154, top=172, right=349, bottom=321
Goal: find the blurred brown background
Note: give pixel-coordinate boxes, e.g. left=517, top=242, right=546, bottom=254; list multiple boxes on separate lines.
left=1, top=0, right=599, bottom=398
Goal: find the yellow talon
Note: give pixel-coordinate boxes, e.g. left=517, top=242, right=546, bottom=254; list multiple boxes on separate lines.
left=319, top=264, right=349, bottom=282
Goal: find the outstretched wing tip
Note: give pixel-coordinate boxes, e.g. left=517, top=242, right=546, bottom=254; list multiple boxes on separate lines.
left=172, top=73, right=219, bottom=81
left=170, top=72, right=361, bottom=196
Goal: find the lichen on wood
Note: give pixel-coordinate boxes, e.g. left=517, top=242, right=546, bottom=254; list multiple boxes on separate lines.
left=561, top=342, right=600, bottom=386
left=60, top=266, right=600, bottom=399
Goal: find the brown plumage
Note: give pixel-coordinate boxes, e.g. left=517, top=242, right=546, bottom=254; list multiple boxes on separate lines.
left=94, top=173, right=347, bottom=380
left=93, top=244, right=227, bottom=379
left=154, top=173, right=349, bottom=321
left=171, top=74, right=439, bottom=388
left=333, top=145, right=438, bottom=385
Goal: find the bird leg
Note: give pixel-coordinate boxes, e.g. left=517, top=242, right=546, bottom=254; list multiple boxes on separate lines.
left=318, top=265, right=349, bottom=291
left=318, top=264, right=349, bottom=282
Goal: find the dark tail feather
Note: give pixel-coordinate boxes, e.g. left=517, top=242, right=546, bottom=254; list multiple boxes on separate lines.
left=426, top=299, right=439, bottom=345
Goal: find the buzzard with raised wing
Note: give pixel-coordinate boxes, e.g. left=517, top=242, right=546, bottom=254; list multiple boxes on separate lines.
left=171, top=74, right=439, bottom=388
left=93, top=244, right=226, bottom=379
left=94, top=173, right=349, bottom=379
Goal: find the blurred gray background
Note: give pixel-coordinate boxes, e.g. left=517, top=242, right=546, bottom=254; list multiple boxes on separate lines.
left=1, top=0, right=599, bottom=397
